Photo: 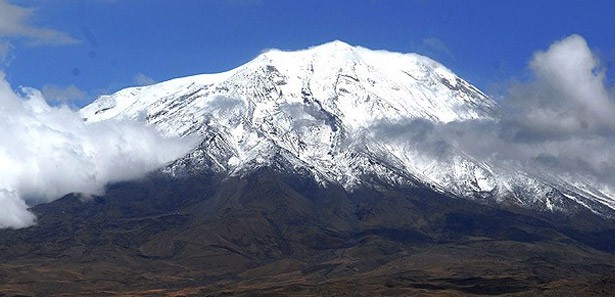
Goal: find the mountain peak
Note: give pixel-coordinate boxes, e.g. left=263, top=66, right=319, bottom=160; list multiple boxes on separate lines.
left=311, top=39, right=354, bottom=50
left=263, top=40, right=355, bottom=55
left=258, top=40, right=359, bottom=65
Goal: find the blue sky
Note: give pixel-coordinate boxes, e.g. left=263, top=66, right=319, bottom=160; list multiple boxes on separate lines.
left=1, top=0, right=614, bottom=106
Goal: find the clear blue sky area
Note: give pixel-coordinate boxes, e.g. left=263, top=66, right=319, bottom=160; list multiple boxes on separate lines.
left=3, top=0, right=615, bottom=106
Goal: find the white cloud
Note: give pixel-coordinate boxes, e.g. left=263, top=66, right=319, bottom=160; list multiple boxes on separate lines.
left=0, top=73, right=195, bottom=229
left=41, top=84, right=87, bottom=103
left=504, top=34, right=615, bottom=139
left=0, top=40, right=12, bottom=64
left=0, top=0, right=79, bottom=46
left=134, top=73, right=156, bottom=86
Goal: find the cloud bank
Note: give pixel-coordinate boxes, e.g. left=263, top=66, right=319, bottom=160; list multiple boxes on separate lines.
left=0, top=73, right=194, bottom=229
left=497, top=34, right=615, bottom=187
left=374, top=34, right=615, bottom=191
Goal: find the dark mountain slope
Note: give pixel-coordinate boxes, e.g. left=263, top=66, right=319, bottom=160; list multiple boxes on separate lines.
left=1, top=169, right=614, bottom=296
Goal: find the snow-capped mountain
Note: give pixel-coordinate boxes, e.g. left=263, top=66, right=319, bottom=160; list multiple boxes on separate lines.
left=80, top=40, right=615, bottom=218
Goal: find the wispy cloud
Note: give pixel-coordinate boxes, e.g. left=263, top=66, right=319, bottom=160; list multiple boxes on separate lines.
left=134, top=73, right=156, bottom=86
left=0, top=0, right=79, bottom=46
left=0, top=40, right=12, bottom=64
left=41, top=84, right=87, bottom=104
left=419, top=37, right=455, bottom=61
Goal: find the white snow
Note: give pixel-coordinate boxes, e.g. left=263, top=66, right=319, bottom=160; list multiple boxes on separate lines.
left=80, top=40, right=615, bottom=218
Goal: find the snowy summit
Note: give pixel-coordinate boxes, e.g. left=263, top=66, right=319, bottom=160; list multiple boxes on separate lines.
left=81, top=41, right=615, bottom=218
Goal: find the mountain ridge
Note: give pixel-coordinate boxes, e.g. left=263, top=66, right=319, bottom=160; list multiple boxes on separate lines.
left=80, top=40, right=615, bottom=219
